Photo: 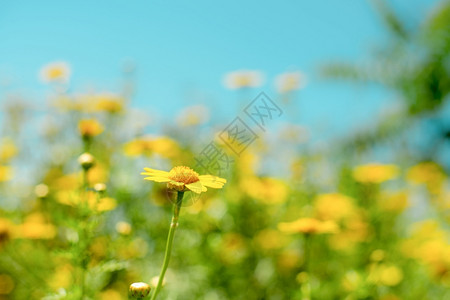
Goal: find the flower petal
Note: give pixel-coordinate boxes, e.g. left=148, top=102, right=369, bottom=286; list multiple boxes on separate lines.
left=185, top=181, right=205, bottom=194
left=143, top=176, right=170, bottom=183
left=199, top=175, right=226, bottom=189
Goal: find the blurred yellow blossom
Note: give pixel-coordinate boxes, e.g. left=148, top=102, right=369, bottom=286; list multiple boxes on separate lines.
left=353, top=163, right=399, bottom=184
left=39, top=61, right=71, bottom=83
left=377, top=191, right=409, bottom=212
left=278, top=218, right=338, bottom=235
left=0, top=138, right=18, bottom=163
left=407, top=162, right=445, bottom=194
left=176, top=105, right=210, bottom=127
left=17, top=213, right=56, bottom=239
left=78, top=119, right=104, bottom=138
left=124, top=136, right=180, bottom=159
left=368, top=264, right=404, bottom=286
left=48, top=263, right=73, bottom=290
left=401, top=220, right=450, bottom=279
left=241, top=176, right=288, bottom=204
left=100, top=289, right=122, bottom=300
left=275, top=71, right=306, bottom=93
left=314, top=193, right=356, bottom=221
left=223, top=70, right=264, bottom=89
left=116, top=221, right=132, bottom=235
left=94, top=93, right=124, bottom=113
left=341, top=270, right=363, bottom=292
left=0, top=274, right=14, bottom=295
left=0, top=165, right=13, bottom=182
left=57, top=190, right=116, bottom=212
left=253, top=229, right=288, bottom=251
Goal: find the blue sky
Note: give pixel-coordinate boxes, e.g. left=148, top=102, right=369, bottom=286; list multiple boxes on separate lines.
left=0, top=0, right=441, bottom=140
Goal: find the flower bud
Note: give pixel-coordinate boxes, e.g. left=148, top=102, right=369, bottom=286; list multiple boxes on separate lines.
left=129, top=282, right=151, bottom=298
left=34, top=184, right=49, bottom=198
left=94, top=183, right=107, bottom=193
left=78, top=153, right=95, bottom=170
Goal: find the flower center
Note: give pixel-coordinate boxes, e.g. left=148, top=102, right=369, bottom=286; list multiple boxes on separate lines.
left=168, top=166, right=199, bottom=184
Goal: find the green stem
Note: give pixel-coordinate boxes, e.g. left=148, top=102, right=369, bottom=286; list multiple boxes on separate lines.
left=150, top=191, right=184, bottom=300
left=302, top=234, right=311, bottom=300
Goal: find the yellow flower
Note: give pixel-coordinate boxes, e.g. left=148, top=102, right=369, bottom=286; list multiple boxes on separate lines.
left=0, top=138, right=18, bottom=163
left=78, top=119, right=104, bottom=138
left=39, top=61, right=71, bottom=83
left=278, top=218, right=338, bottom=235
left=223, top=70, right=264, bottom=89
left=124, top=136, right=180, bottom=159
left=314, top=193, right=356, bottom=221
left=353, top=163, right=399, bottom=184
left=377, top=191, right=409, bottom=212
left=368, top=264, right=404, bottom=286
left=407, top=162, right=445, bottom=194
left=0, top=165, right=13, bottom=182
left=241, top=176, right=288, bottom=204
left=275, top=71, right=306, bottom=93
left=141, top=166, right=226, bottom=194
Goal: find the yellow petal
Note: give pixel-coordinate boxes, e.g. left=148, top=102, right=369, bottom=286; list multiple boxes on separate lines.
left=144, top=176, right=170, bottom=182
left=185, top=181, right=205, bottom=194
left=142, top=168, right=169, bottom=174
left=199, top=175, right=226, bottom=189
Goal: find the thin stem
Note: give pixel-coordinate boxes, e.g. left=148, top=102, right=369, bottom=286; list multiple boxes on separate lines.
left=150, top=191, right=184, bottom=300
left=302, top=234, right=311, bottom=300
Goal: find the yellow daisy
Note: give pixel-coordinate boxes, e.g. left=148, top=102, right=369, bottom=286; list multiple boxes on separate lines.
left=141, top=166, right=226, bottom=194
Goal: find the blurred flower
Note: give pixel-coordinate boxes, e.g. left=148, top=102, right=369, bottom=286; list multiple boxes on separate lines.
left=368, top=264, right=404, bottom=286
left=279, top=124, right=309, bottom=143
left=94, top=93, right=124, bottom=113
left=48, top=263, right=73, bottom=290
left=116, top=221, right=132, bottom=235
left=141, top=166, right=226, bottom=194
left=39, top=61, right=70, bottom=83
left=223, top=70, right=264, bottom=89
left=100, top=289, right=122, bottom=300
left=176, top=105, right=210, bottom=127
left=401, top=220, right=450, bottom=279
left=353, top=163, right=399, bottom=184
left=0, top=138, right=18, bottom=163
left=314, top=193, right=356, bottom=221
left=341, top=270, right=363, bottom=292
left=328, top=212, right=369, bottom=251
left=370, top=249, right=386, bottom=262
left=407, top=162, right=445, bottom=194
left=0, top=165, right=13, bottom=182
left=277, top=249, right=301, bottom=271
left=78, top=152, right=96, bottom=170
left=275, top=71, right=306, bottom=93
left=78, top=119, right=104, bottom=138
left=278, top=218, right=338, bottom=235
left=124, top=136, right=180, bottom=159
left=253, top=229, right=288, bottom=251
left=34, top=183, right=49, bottom=198
left=377, top=191, right=409, bottom=212
left=17, top=213, right=56, bottom=239
left=150, top=276, right=166, bottom=288
left=0, top=274, right=14, bottom=295
left=56, top=190, right=117, bottom=212
left=241, top=176, right=288, bottom=204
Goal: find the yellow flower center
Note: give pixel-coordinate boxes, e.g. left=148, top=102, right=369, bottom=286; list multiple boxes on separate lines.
left=168, top=166, right=199, bottom=184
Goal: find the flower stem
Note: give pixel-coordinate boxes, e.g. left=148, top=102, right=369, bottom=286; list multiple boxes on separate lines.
left=150, top=191, right=184, bottom=300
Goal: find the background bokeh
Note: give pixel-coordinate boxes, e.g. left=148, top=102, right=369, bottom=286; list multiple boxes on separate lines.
left=0, top=0, right=449, bottom=299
